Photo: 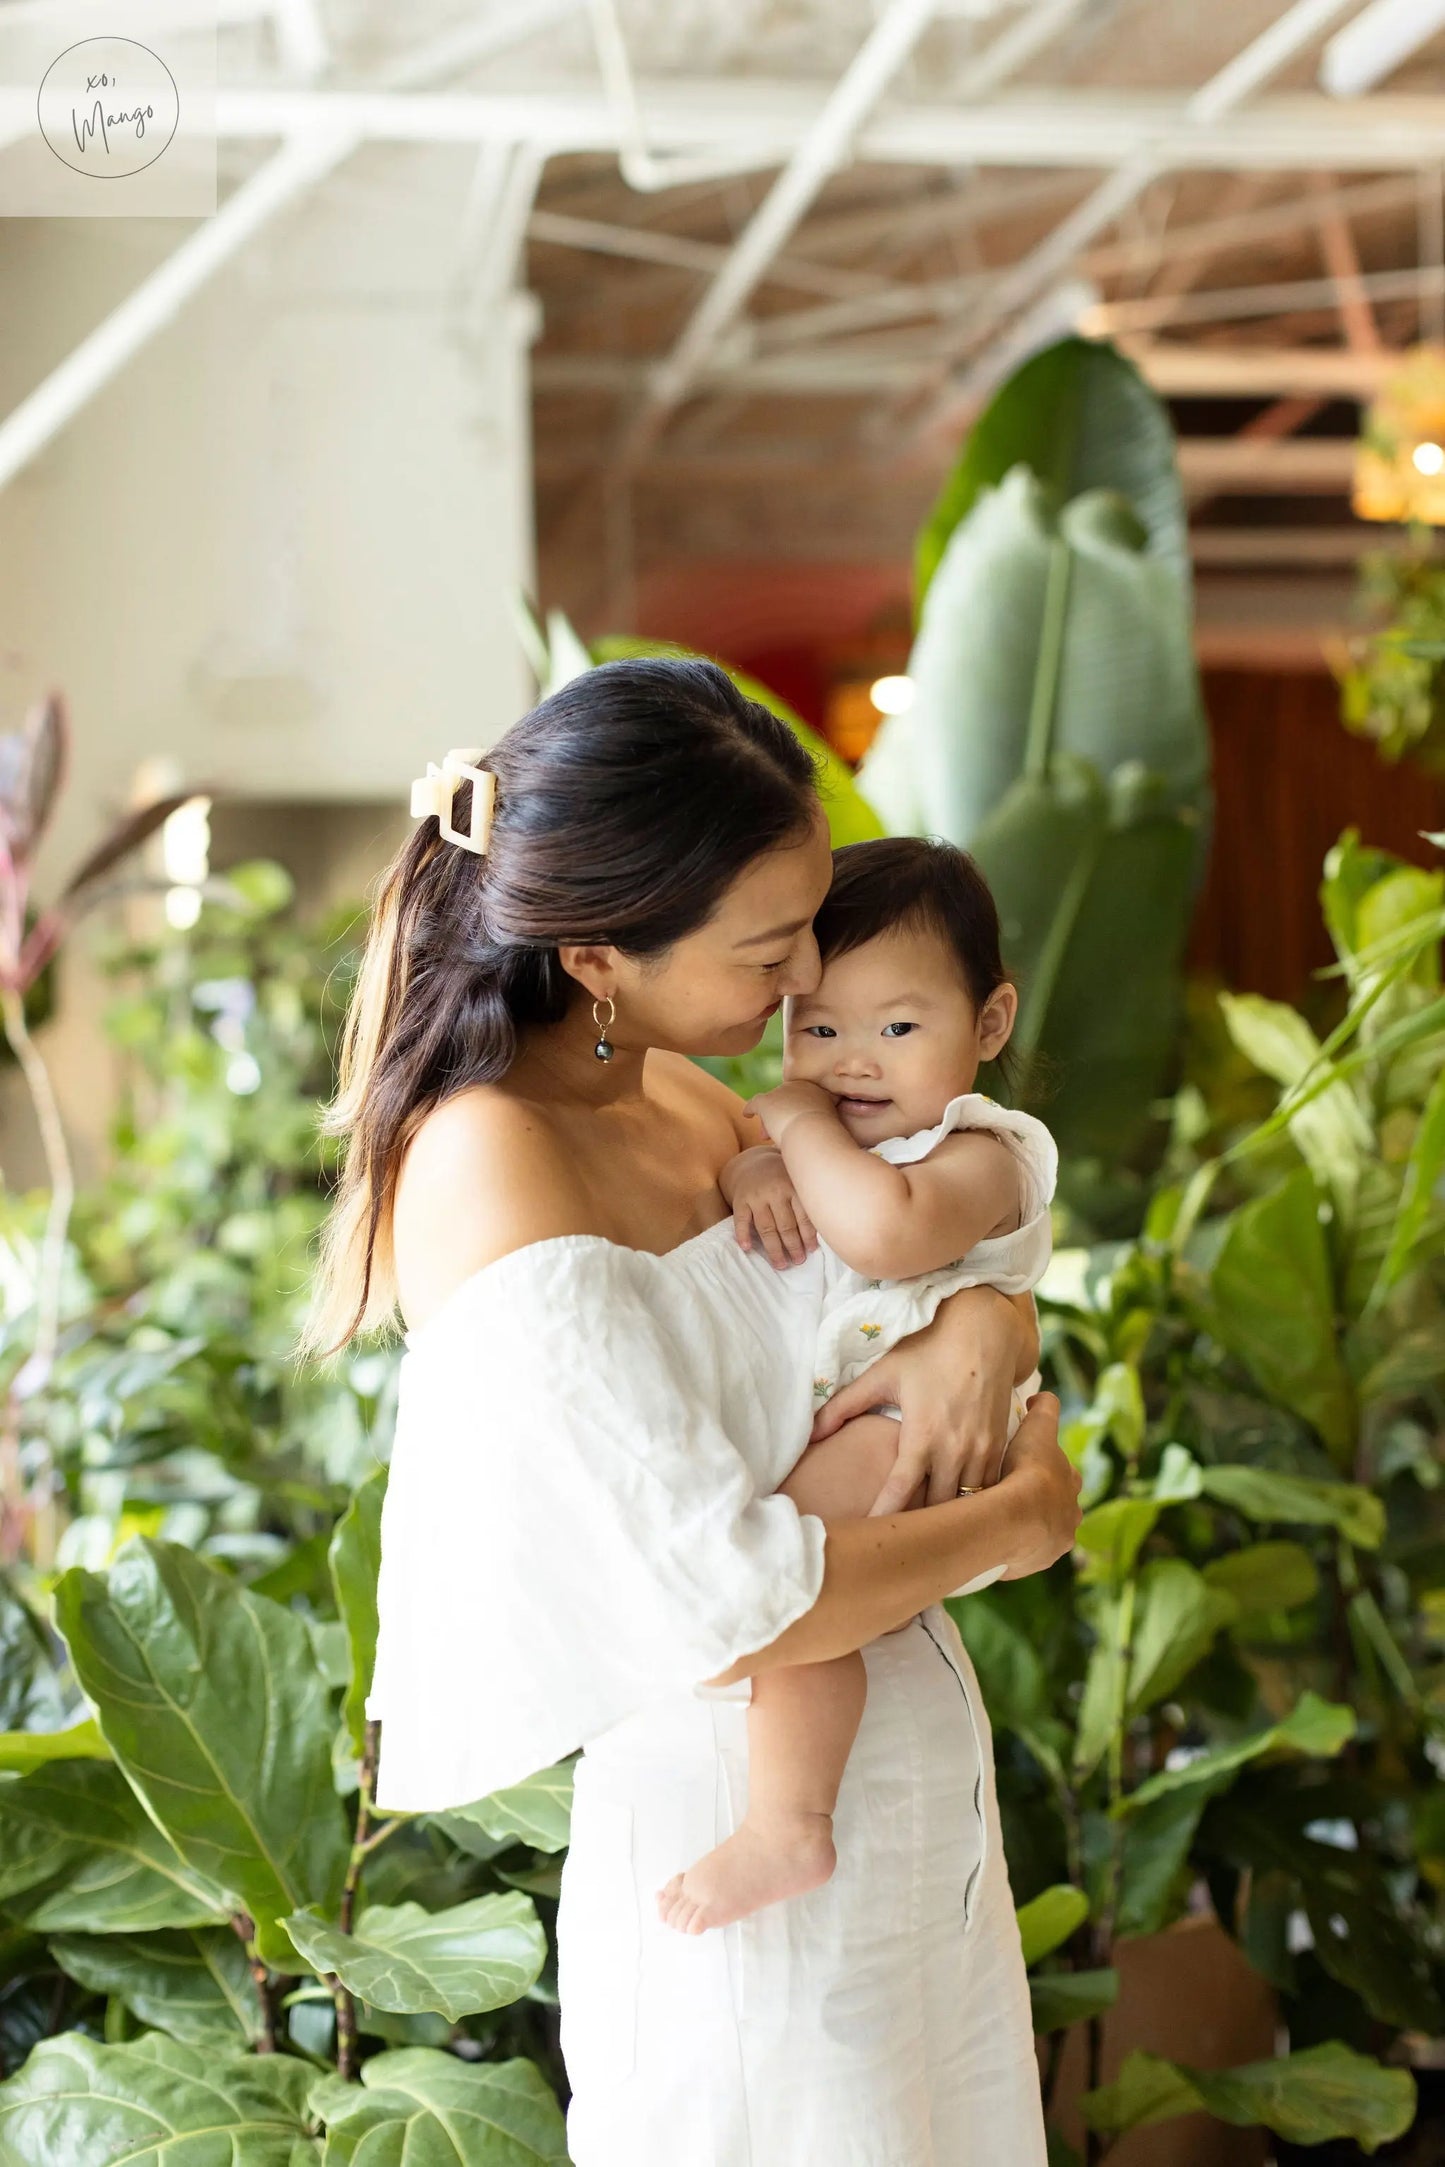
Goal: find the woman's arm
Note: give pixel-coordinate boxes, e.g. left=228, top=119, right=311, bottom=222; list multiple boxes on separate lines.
left=702, top=1392, right=1077, bottom=1683
left=810, top=1280, right=1038, bottom=1513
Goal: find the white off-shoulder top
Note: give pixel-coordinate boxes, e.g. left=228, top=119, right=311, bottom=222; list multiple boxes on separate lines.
left=364, top=1092, right=1056, bottom=1814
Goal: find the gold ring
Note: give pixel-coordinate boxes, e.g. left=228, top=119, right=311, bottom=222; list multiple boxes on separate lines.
left=957, top=1484, right=979, bottom=1496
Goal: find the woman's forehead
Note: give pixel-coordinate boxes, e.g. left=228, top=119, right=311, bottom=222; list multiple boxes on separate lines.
left=717, top=816, right=832, bottom=938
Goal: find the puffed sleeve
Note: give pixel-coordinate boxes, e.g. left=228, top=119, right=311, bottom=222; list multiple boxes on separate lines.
left=365, top=1235, right=827, bottom=1814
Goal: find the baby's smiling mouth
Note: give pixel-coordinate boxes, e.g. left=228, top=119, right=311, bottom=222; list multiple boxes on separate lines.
left=835, top=1092, right=891, bottom=1112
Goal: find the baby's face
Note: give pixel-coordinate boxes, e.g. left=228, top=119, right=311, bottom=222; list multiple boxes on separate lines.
left=782, top=924, right=1004, bottom=1145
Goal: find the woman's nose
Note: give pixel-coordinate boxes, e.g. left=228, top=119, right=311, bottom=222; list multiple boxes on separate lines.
left=778, top=928, right=821, bottom=998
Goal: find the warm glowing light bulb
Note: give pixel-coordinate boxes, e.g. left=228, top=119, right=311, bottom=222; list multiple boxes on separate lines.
left=1412, top=440, right=1445, bottom=476
left=869, top=674, right=915, bottom=715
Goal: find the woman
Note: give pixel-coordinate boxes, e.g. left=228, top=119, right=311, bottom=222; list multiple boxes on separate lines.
left=303, top=658, right=1081, bottom=2165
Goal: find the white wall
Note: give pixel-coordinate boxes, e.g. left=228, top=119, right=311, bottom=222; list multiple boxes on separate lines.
left=0, top=147, right=538, bottom=1182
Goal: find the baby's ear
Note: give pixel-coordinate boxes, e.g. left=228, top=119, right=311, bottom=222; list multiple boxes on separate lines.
left=978, top=981, right=1019, bottom=1057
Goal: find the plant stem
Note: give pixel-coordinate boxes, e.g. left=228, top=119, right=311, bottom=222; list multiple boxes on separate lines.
left=332, top=1719, right=389, bottom=2080
left=0, top=985, right=75, bottom=1571
left=231, top=1912, right=281, bottom=2052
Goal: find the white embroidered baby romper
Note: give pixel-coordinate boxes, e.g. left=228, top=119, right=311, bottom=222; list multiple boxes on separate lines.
left=813, top=1090, right=1058, bottom=1595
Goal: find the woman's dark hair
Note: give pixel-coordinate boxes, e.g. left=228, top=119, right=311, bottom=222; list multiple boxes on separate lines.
left=813, top=836, right=1016, bottom=1071
left=304, top=657, right=819, bottom=1352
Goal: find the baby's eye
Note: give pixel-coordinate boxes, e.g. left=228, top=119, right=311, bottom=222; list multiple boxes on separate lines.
left=802, top=1024, right=836, bottom=1038
left=881, top=1021, right=916, bottom=1038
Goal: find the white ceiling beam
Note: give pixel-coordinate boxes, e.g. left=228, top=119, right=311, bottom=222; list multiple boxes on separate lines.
left=5, top=83, right=1445, bottom=169
left=536, top=337, right=1400, bottom=403
left=751, top=173, right=1423, bottom=353
left=1086, top=259, right=1445, bottom=334
left=0, top=128, right=358, bottom=493
left=1320, top=0, right=1445, bottom=96
left=605, top=0, right=948, bottom=480
left=910, top=0, right=1368, bottom=440
left=526, top=208, right=896, bottom=301
left=372, top=0, right=588, bottom=92
left=4, top=74, right=1433, bottom=171
left=585, top=0, right=803, bottom=193
left=1121, top=341, right=1394, bottom=397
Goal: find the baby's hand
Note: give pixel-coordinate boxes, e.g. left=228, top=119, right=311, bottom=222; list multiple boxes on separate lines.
left=729, top=1145, right=817, bottom=1270
left=748, top=1079, right=840, bottom=1148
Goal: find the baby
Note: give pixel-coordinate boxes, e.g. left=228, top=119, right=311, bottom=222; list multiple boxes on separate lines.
left=656, top=835, right=1057, bottom=1937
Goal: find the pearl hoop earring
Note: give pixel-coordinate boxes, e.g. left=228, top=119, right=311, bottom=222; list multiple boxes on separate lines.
left=592, top=996, right=616, bottom=1063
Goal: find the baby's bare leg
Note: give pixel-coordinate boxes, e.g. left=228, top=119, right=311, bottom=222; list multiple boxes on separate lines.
left=656, top=1417, right=923, bottom=1938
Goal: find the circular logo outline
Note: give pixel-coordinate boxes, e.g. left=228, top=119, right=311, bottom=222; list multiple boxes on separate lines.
left=38, top=37, right=180, bottom=179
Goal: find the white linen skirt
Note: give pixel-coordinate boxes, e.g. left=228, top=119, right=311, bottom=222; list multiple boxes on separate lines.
left=556, top=1602, right=1048, bottom=2165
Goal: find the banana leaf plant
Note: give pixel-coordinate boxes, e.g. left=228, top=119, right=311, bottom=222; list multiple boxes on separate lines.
left=0, top=692, right=199, bottom=1565
left=858, top=336, right=1212, bottom=1165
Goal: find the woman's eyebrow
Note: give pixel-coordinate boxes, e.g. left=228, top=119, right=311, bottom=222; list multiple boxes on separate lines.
left=733, top=916, right=810, bottom=948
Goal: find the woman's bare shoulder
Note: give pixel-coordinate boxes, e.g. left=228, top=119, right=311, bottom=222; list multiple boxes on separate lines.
left=647, top=1048, right=758, bottom=1150
left=394, top=1088, right=597, bottom=1330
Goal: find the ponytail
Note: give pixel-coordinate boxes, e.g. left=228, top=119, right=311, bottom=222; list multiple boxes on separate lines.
left=299, top=658, right=818, bottom=1359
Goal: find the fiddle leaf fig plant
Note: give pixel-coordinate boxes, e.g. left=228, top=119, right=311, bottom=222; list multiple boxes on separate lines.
left=974, top=829, right=1445, bottom=2162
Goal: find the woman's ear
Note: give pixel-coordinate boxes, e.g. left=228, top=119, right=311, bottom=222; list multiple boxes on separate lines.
left=977, top=981, right=1018, bottom=1059
left=556, top=943, right=620, bottom=1003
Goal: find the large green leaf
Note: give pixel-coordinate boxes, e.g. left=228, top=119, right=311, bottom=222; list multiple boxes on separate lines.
left=328, top=1466, right=384, bottom=1756
left=0, top=2032, right=320, bottom=2165
left=313, top=2047, right=569, bottom=2164
left=284, top=1892, right=545, bottom=2020
left=0, top=1760, right=230, bottom=1930
left=867, top=468, right=1210, bottom=1156
left=1201, top=1541, right=1320, bottom=1619
left=1210, top=1167, right=1356, bottom=1458
left=588, top=634, right=884, bottom=848
left=0, top=1717, right=107, bottom=1772
left=1199, top=1464, right=1383, bottom=1550
left=1082, top=2040, right=1416, bottom=2151
left=48, top=1927, right=263, bottom=2044
left=1030, top=1967, right=1118, bottom=2037
left=1116, top=1786, right=1217, bottom=1938
left=1126, top=1560, right=1238, bottom=1716
left=1016, top=1882, right=1089, bottom=1966
left=53, top=1537, right=350, bottom=1958
left=439, top=1759, right=575, bottom=1854
left=914, top=334, right=1190, bottom=608
left=1219, top=993, right=1371, bottom=1227
left=1123, top=1690, right=1355, bottom=1812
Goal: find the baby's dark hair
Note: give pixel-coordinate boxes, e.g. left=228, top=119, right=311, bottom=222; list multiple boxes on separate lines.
left=813, top=836, right=1016, bottom=1077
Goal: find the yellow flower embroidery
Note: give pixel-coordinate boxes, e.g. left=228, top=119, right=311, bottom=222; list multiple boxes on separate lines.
left=859, top=1323, right=882, bottom=1340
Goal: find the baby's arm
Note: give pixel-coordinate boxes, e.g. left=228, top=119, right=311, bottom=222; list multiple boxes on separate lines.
left=719, top=1142, right=816, bottom=1269
left=750, top=1082, right=1021, bottom=1281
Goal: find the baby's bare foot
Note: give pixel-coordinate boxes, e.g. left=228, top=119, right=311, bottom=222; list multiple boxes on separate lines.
left=655, top=1807, right=835, bottom=1935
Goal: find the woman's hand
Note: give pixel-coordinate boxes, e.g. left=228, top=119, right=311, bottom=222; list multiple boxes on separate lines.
left=811, top=1283, right=1031, bottom=1512
left=996, top=1393, right=1082, bottom=1577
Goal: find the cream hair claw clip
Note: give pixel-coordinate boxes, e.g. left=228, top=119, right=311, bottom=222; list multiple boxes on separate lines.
left=410, top=747, right=496, bottom=856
